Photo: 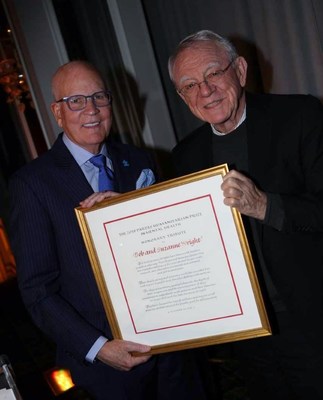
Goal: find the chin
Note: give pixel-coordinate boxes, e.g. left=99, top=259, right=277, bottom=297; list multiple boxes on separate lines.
left=86, top=131, right=106, bottom=140
left=209, top=114, right=231, bottom=126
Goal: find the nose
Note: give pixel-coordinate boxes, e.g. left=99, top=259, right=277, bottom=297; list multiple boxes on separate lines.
left=198, top=80, right=214, bottom=96
left=84, top=97, right=99, bottom=114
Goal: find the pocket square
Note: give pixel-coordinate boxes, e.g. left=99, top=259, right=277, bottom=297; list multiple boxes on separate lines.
left=136, top=169, right=156, bottom=189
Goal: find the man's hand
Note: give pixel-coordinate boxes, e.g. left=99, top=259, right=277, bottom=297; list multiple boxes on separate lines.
left=221, top=169, right=267, bottom=220
left=96, top=340, right=152, bottom=371
left=79, top=191, right=119, bottom=208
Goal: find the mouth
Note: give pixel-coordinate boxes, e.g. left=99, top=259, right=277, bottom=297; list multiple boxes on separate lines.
left=82, top=121, right=101, bottom=128
left=204, top=98, right=223, bottom=109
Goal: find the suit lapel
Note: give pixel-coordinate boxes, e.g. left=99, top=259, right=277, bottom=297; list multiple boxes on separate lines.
left=107, top=142, right=133, bottom=192
left=50, top=135, right=141, bottom=198
left=50, top=135, right=93, bottom=203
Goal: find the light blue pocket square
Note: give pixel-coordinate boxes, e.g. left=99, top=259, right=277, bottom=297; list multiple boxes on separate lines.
left=136, top=169, right=156, bottom=189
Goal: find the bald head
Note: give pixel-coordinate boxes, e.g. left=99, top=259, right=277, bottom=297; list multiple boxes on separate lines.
left=51, top=61, right=106, bottom=101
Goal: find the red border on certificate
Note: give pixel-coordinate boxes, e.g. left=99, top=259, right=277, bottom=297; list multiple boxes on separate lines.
left=76, top=164, right=271, bottom=354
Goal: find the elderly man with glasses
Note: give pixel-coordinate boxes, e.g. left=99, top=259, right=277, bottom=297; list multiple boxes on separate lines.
left=169, top=30, right=323, bottom=400
left=9, top=60, right=213, bottom=400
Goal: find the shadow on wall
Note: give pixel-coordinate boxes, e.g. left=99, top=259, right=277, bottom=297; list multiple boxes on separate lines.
left=229, top=35, right=273, bottom=94
left=105, top=66, right=176, bottom=182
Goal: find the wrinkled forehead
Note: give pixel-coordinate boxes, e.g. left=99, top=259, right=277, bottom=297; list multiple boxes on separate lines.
left=173, top=43, right=229, bottom=82
left=53, top=65, right=105, bottom=99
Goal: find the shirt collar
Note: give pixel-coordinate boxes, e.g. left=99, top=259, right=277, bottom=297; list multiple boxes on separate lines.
left=210, top=105, right=246, bottom=136
left=62, top=133, right=108, bottom=167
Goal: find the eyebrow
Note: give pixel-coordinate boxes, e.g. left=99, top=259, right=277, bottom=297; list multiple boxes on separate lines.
left=178, top=62, right=222, bottom=85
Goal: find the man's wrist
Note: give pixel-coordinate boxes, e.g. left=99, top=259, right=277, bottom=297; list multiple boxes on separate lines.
left=85, top=336, right=108, bottom=363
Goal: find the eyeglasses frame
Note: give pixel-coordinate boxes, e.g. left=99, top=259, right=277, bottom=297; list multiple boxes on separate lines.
left=177, top=59, right=236, bottom=97
left=55, top=90, right=112, bottom=111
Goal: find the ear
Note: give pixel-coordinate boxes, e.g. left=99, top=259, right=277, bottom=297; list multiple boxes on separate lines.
left=235, top=56, right=248, bottom=88
left=51, top=102, right=63, bottom=128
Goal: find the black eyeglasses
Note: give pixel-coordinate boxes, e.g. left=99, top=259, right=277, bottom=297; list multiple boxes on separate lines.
left=56, top=90, right=112, bottom=111
left=177, top=60, right=235, bottom=97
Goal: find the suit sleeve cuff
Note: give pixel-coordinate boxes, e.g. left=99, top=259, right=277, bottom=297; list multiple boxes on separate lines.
left=262, top=193, right=285, bottom=231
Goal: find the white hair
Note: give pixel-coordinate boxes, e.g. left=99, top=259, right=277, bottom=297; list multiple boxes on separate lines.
left=168, top=30, right=238, bottom=82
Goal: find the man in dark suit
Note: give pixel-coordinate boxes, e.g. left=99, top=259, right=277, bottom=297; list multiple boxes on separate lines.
left=168, top=30, right=323, bottom=399
left=9, top=61, right=213, bottom=400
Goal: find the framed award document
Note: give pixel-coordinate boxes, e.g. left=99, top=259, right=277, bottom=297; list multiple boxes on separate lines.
left=75, top=164, right=271, bottom=354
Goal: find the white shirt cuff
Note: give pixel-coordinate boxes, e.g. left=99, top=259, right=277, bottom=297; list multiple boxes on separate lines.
left=85, top=336, right=108, bottom=363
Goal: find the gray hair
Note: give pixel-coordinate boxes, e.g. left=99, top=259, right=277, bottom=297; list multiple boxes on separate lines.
left=168, top=30, right=238, bottom=82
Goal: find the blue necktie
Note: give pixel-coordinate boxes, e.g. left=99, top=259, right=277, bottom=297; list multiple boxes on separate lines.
left=89, top=154, right=115, bottom=191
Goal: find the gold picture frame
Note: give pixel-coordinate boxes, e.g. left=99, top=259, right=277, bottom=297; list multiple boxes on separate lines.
left=75, top=164, right=271, bottom=355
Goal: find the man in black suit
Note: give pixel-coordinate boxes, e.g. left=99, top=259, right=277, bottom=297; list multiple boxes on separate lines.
left=9, top=61, right=213, bottom=400
left=168, top=30, right=323, bottom=399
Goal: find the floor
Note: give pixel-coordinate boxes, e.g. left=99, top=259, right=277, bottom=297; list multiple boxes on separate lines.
left=0, top=278, right=249, bottom=399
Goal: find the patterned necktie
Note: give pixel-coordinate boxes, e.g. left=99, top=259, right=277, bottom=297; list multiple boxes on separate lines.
left=89, top=154, right=115, bottom=191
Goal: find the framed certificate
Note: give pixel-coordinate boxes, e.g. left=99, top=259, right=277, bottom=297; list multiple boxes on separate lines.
left=75, top=164, right=271, bottom=354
